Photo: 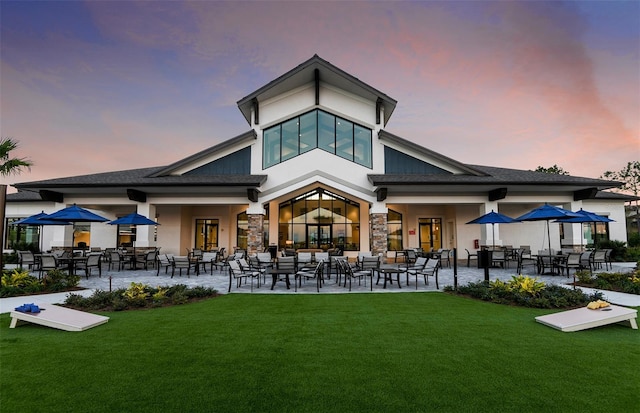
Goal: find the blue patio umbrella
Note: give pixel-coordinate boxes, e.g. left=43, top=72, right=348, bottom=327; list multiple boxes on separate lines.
left=47, top=204, right=109, bottom=248
left=554, top=208, right=615, bottom=249
left=108, top=212, right=159, bottom=251
left=11, top=211, right=72, bottom=251
left=466, top=210, right=516, bottom=250
left=515, top=203, right=580, bottom=253
left=108, top=212, right=159, bottom=226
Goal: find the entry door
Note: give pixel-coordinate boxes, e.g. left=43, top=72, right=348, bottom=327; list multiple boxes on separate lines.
left=307, top=225, right=331, bottom=249
left=419, top=223, right=432, bottom=252
left=419, top=219, right=442, bottom=252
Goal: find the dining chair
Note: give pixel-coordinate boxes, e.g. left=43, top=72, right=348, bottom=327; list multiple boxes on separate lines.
left=405, top=257, right=428, bottom=289
left=171, top=256, right=196, bottom=278
left=76, top=253, right=103, bottom=279
left=465, top=248, right=478, bottom=267
left=109, top=250, right=125, bottom=271
left=38, top=254, right=65, bottom=279
left=420, top=258, right=440, bottom=289
left=228, top=259, right=259, bottom=292
left=156, top=254, right=172, bottom=276
left=516, top=249, right=537, bottom=274
left=295, top=260, right=324, bottom=292
left=18, top=251, right=36, bottom=270
left=557, top=252, right=583, bottom=277
left=136, top=249, right=158, bottom=270
left=339, top=258, right=373, bottom=291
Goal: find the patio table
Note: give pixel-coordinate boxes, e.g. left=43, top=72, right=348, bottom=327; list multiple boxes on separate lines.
left=267, top=268, right=293, bottom=290
left=375, top=264, right=406, bottom=289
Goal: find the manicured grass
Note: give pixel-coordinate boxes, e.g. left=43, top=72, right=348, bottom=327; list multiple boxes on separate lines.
left=1, top=293, right=638, bottom=412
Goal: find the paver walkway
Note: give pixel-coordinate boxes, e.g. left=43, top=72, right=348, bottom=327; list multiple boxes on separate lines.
left=1, top=261, right=638, bottom=313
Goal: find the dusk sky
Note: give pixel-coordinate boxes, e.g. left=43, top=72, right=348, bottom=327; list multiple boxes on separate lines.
left=1, top=1, right=638, bottom=193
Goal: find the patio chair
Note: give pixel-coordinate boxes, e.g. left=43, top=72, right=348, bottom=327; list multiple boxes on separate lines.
left=603, top=249, right=613, bottom=270
left=296, top=252, right=313, bottom=270
left=557, top=252, right=583, bottom=277
left=76, top=253, right=103, bottom=279
left=329, top=255, right=346, bottom=283
left=228, top=259, right=259, bottom=292
left=314, top=252, right=329, bottom=278
left=591, top=250, right=607, bottom=270
left=18, top=251, right=36, bottom=270
left=339, top=257, right=373, bottom=291
left=38, top=254, right=66, bottom=279
left=465, top=248, right=478, bottom=267
left=516, top=249, right=537, bottom=275
left=109, top=250, right=126, bottom=271
left=136, top=249, right=158, bottom=270
left=491, top=249, right=508, bottom=268
left=171, top=256, right=196, bottom=278
left=404, top=249, right=417, bottom=265
left=198, top=252, right=217, bottom=274
left=420, top=258, right=440, bottom=289
left=406, top=256, right=428, bottom=289
left=579, top=251, right=595, bottom=275
left=295, top=260, right=324, bottom=292
left=156, top=254, right=172, bottom=276
left=438, top=249, right=451, bottom=268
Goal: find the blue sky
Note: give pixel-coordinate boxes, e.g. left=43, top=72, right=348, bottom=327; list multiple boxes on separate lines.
left=1, top=1, right=638, bottom=191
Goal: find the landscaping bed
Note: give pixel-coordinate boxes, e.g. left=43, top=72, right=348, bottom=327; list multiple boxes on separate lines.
left=445, top=275, right=605, bottom=309
left=572, top=268, right=640, bottom=295
left=63, top=283, right=220, bottom=311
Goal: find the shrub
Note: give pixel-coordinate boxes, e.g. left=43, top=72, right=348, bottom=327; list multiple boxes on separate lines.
left=596, top=240, right=627, bottom=261
left=445, top=279, right=603, bottom=309
left=627, top=232, right=640, bottom=247
left=42, top=269, right=80, bottom=292
left=0, top=270, right=42, bottom=296
left=63, top=284, right=218, bottom=311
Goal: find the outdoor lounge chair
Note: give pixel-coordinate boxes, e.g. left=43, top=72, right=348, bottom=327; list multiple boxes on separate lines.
left=516, top=249, right=537, bottom=274
left=420, top=258, right=440, bottom=289
left=18, top=250, right=36, bottom=270
left=557, top=252, right=583, bottom=277
left=136, top=249, right=158, bottom=270
left=339, top=258, right=373, bottom=292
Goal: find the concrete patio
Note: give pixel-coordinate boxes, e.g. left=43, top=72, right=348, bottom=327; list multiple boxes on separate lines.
left=2, top=260, right=638, bottom=313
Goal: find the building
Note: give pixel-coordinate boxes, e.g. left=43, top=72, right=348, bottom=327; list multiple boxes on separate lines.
left=5, top=55, right=628, bottom=257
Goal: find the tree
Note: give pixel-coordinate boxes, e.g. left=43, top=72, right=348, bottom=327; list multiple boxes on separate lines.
left=602, top=161, right=640, bottom=233
left=0, top=138, right=33, bottom=270
left=534, top=165, right=569, bottom=175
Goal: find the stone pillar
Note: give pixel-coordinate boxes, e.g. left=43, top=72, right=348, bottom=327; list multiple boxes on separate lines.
left=370, top=212, right=388, bottom=256
left=247, top=214, right=264, bottom=255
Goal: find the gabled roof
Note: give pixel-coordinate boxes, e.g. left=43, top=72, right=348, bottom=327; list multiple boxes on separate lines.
left=378, top=130, right=487, bottom=176
left=150, top=130, right=256, bottom=177
left=237, top=54, right=398, bottom=126
left=368, top=163, right=620, bottom=190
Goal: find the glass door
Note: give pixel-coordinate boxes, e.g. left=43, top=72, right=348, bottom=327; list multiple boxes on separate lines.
left=306, top=225, right=331, bottom=249
left=195, top=219, right=219, bottom=251
left=419, top=218, right=442, bottom=252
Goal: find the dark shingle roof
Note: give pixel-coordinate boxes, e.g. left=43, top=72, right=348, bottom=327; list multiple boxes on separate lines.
left=13, top=166, right=267, bottom=190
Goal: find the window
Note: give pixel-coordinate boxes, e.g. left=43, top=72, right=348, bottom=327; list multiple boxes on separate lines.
left=263, top=109, right=372, bottom=169
left=278, top=188, right=360, bottom=251
left=5, top=218, right=40, bottom=251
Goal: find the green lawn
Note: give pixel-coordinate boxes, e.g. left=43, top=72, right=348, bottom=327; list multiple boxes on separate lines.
left=1, top=293, right=638, bottom=412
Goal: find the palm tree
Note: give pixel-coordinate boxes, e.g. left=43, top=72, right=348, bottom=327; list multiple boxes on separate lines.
left=0, top=138, right=33, bottom=270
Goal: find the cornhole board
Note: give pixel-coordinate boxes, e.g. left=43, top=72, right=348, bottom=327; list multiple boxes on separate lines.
left=535, top=305, right=637, bottom=332
left=9, top=302, right=109, bottom=332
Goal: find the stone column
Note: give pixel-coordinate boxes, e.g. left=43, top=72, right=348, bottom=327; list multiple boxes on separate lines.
left=247, top=214, right=264, bottom=255
left=370, top=212, right=388, bottom=256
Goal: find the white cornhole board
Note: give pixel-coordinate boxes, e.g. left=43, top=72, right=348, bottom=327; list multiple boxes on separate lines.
left=535, top=305, right=637, bottom=332
left=9, top=301, right=109, bottom=332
